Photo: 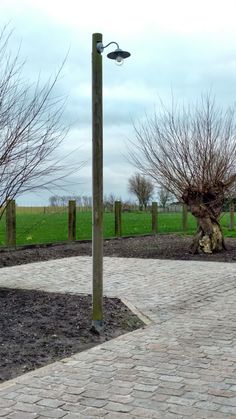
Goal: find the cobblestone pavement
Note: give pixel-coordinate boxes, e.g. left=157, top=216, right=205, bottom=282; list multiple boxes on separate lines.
left=0, top=257, right=235, bottom=418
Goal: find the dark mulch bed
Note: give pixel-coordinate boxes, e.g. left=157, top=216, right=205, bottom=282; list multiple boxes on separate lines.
left=0, top=288, right=144, bottom=383
left=0, top=234, right=236, bottom=267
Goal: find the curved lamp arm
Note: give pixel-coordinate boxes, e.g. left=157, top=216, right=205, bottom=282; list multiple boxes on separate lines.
left=96, top=41, right=119, bottom=54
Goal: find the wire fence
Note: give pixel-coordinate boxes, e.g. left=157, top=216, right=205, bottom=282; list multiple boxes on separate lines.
left=0, top=201, right=235, bottom=247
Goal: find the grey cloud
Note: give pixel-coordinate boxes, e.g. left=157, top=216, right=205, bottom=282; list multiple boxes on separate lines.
left=1, top=4, right=236, bottom=205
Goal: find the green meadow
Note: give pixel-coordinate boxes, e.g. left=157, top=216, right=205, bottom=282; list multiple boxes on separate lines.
left=0, top=208, right=235, bottom=247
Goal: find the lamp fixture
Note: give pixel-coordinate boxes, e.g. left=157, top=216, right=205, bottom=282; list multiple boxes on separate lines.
left=97, top=41, right=131, bottom=65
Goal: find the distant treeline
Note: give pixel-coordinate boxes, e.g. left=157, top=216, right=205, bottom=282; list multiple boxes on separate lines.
left=49, top=195, right=92, bottom=208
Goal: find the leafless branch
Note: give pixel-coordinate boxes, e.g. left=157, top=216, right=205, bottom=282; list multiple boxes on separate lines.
left=0, top=27, right=81, bottom=218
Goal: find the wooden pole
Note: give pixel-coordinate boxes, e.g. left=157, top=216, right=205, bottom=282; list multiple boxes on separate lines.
left=115, top=201, right=122, bottom=237
left=6, top=199, right=16, bottom=247
left=229, top=201, right=234, bottom=230
left=182, top=203, right=188, bottom=233
left=151, top=202, right=158, bottom=234
left=68, top=200, right=76, bottom=241
left=92, top=33, right=103, bottom=331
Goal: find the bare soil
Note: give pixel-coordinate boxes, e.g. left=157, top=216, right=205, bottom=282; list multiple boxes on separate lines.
left=1, top=234, right=236, bottom=267
left=0, top=288, right=143, bottom=383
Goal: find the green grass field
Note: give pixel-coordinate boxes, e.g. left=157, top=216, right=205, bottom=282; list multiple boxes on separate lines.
left=0, top=208, right=235, bottom=246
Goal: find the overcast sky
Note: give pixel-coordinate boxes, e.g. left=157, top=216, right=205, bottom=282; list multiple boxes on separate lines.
left=1, top=0, right=236, bottom=205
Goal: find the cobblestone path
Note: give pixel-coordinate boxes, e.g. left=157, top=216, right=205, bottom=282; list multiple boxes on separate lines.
left=0, top=257, right=235, bottom=418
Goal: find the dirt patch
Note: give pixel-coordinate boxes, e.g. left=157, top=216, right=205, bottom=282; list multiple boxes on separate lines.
left=1, top=234, right=236, bottom=267
left=0, top=288, right=144, bottom=383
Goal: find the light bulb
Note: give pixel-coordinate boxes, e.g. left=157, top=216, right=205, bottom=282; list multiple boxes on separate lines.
left=115, top=55, right=124, bottom=66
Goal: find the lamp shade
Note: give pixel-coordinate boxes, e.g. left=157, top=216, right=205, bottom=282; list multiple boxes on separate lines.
left=107, top=48, right=131, bottom=60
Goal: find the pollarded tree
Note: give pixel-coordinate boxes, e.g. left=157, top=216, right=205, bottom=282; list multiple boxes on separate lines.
left=0, top=26, right=77, bottom=218
left=128, top=172, right=154, bottom=210
left=129, top=96, right=236, bottom=254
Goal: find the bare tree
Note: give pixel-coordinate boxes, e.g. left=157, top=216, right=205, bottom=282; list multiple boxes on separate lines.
left=0, top=26, right=76, bottom=218
left=158, top=186, right=173, bottom=209
left=49, top=194, right=84, bottom=207
left=129, top=96, right=236, bottom=253
left=103, top=193, right=117, bottom=212
left=128, top=172, right=154, bottom=210
left=82, top=195, right=92, bottom=209
left=49, top=195, right=60, bottom=206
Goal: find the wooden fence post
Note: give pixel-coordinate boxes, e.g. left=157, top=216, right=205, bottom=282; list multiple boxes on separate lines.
left=115, top=201, right=122, bottom=237
left=6, top=199, right=16, bottom=246
left=182, top=203, right=188, bottom=232
left=229, top=201, right=234, bottom=230
left=68, top=200, right=76, bottom=241
left=151, top=202, right=158, bottom=234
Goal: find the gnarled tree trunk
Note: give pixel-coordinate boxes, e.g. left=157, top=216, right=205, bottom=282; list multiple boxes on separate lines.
left=183, top=185, right=226, bottom=254
left=190, top=217, right=225, bottom=254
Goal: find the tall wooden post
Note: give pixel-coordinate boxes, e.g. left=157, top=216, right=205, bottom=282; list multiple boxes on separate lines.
left=6, top=199, right=16, bottom=246
left=151, top=202, right=158, bottom=234
left=115, top=201, right=122, bottom=237
left=68, top=200, right=76, bottom=241
left=182, top=203, right=188, bottom=233
left=92, top=33, right=103, bottom=331
left=229, top=201, right=234, bottom=230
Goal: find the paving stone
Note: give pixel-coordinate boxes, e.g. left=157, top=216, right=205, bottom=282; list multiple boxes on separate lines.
left=81, top=390, right=108, bottom=400
left=218, top=404, right=236, bottom=414
left=2, top=392, right=19, bottom=400
left=208, top=389, right=236, bottom=398
left=157, top=387, right=185, bottom=396
left=213, top=396, right=236, bottom=406
left=131, top=398, right=169, bottom=411
left=131, top=390, right=153, bottom=399
left=0, top=408, right=14, bottom=416
left=60, top=394, right=82, bottom=403
left=159, top=375, right=184, bottom=383
left=83, top=407, right=108, bottom=416
left=8, top=413, right=39, bottom=419
left=65, top=387, right=86, bottom=395
left=195, top=400, right=221, bottom=411
left=63, top=415, right=103, bottom=419
left=130, top=406, right=168, bottom=417
left=104, top=401, right=133, bottom=413
left=184, top=391, right=209, bottom=400
left=80, top=398, right=107, bottom=408
left=16, top=394, right=42, bottom=404
left=37, top=398, right=64, bottom=408
left=133, top=384, right=158, bottom=392
left=39, top=409, right=67, bottom=418
left=108, top=394, right=134, bottom=404
left=11, top=401, right=42, bottom=413
left=151, top=392, right=169, bottom=402
left=167, top=395, right=196, bottom=406
left=0, top=398, right=17, bottom=408
left=61, top=402, right=86, bottom=413
left=104, top=414, right=134, bottom=419
left=109, top=386, right=133, bottom=396
left=110, top=380, right=134, bottom=389
left=168, top=403, right=206, bottom=416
